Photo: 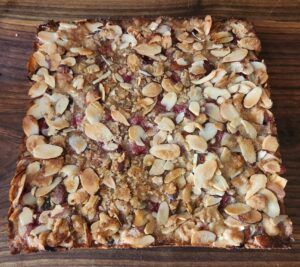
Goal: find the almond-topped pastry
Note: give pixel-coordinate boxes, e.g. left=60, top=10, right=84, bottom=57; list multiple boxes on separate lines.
left=8, top=16, right=293, bottom=253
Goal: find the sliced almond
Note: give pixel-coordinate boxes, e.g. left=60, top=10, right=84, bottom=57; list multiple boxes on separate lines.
left=134, top=210, right=148, bottom=227
left=149, top=159, right=165, bottom=176
left=150, top=144, right=180, bottom=160
left=161, top=78, right=183, bottom=93
left=129, top=125, right=146, bottom=146
left=80, top=168, right=100, bottom=195
left=32, top=144, right=63, bottom=159
left=238, top=210, right=262, bottom=224
left=55, top=95, right=69, bottom=115
left=194, top=160, right=217, bottom=189
left=238, top=37, right=261, bottom=51
left=45, top=117, right=69, bottom=130
left=70, top=47, right=93, bottom=56
left=205, top=103, right=224, bottom=122
left=243, top=87, right=262, bottom=108
left=203, top=195, right=221, bottom=207
left=245, top=174, right=267, bottom=200
left=241, top=119, right=257, bottom=139
left=259, top=188, right=280, bottom=218
left=222, top=48, right=248, bottom=63
left=85, top=22, right=103, bottom=32
left=68, top=135, right=87, bottom=154
left=199, top=122, right=218, bottom=141
left=211, top=175, right=229, bottom=192
left=130, top=235, right=155, bottom=248
left=85, top=102, right=105, bottom=124
left=84, top=122, right=113, bottom=143
left=35, top=177, right=62, bottom=197
left=191, top=230, right=216, bottom=245
left=157, top=201, right=169, bottom=225
left=22, top=115, right=39, bottom=137
left=262, top=135, right=279, bottom=152
left=211, top=31, right=233, bottom=44
left=192, top=70, right=217, bottom=85
left=26, top=135, right=46, bottom=153
left=261, top=160, right=281, bottom=174
left=38, top=31, right=58, bottom=43
left=224, top=203, right=251, bottom=216
left=134, top=43, right=161, bottom=57
left=188, top=101, right=200, bottom=116
left=157, top=117, right=175, bottom=132
left=64, top=175, right=80, bottom=193
left=164, top=168, right=185, bottom=183
left=186, top=135, right=207, bottom=153
left=102, top=175, right=116, bottom=189
left=210, top=47, right=231, bottom=57
left=142, top=82, right=162, bottom=98
left=19, top=207, right=33, bottom=226
left=28, top=81, right=48, bottom=98
left=237, top=137, right=256, bottom=164
left=111, top=110, right=129, bottom=126
left=44, top=157, right=64, bottom=176
left=220, top=102, right=240, bottom=121
left=127, top=54, right=140, bottom=72
left=61, top=57, right=76, bottom=66
left=161, top=92, right=177, bottom=111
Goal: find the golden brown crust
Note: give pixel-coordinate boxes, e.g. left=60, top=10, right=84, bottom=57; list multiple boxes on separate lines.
left=8, top=16, right=293, bottom=254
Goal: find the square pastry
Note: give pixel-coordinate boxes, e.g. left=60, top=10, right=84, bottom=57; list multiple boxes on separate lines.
left=8, top=16, right=293, bottom=253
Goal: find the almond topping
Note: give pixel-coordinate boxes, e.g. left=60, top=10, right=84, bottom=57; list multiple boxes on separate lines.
left=220, top=102, right=240, bottom=121
left=222, top=48, right=248, bottom=63
left=245, top=174, right=267, bottom=200
left=28, top=81, right=48, bottom=98
left=85, top=102, right=105, bottom=124
left=188, top=101, right=200, bottom=116
left=210, top=47, right=231, bottom=57
left=211, top=175, right=229, bottom=192
left=243, top=87, right=262, bottom=108
left=35, top=177, right=62, bottom=197
left=194, top=160, right=217, bottom=189
left=149, top=159, right=165, bottom=176
left=23, top=115, right=39, bottom=137
left=157, top=117, right=175, bottom=132
left=142, top=82, right=162, bottom=97
left=161, top=92, right=177, bottom=111
left=186, top=135, right=207, bottom=153
left=64, top=175, right=80, bottom=193
left=157, top=201, right=169, bottom=225
left=80, top=168, right=100, bottom=195
left=262, top=135, right=279, bottom=152
left=68, top=135, right=87, bottom=154
left=224, top=203, right=251, bottom=216
left=191, top=230, right=216, bottom=245
left=241, top=119, right=257, bottom=139
left=134, top=43, right=161, bottom=57
left=150, top=144, right=180, bottom=160
left=127, top=54, right=140, bottom=72
left=19, top=207, right=33, bottom=226
left=164, top=168, right=185, bottom=183
left=237, top=137, right=256, bottom=164
left=238, top=37, right=261, bottom=51
left=129, top=125, right=146, bottom=146
left=111, top=110, right=130, bottom=126
left=84, top=122, right=113, bottom=143
left=32, top=144, right=63, bottom=159
left=259, top=189, right=280, bottom=218
left=26, top=135, right=46, bottom=153
left=238, top=210, right=262, bottom=224
left=192, top=70, right=217, bottom=85
left=55, top=95, right=69, bottom=115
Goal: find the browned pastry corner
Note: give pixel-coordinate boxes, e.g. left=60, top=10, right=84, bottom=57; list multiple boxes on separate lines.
left=8, top=16, right=293, bottom=253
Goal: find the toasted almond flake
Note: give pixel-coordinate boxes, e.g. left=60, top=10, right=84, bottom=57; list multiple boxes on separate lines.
left=203, top=15, right=212, bottom=35
left=69, top=135, right=87, bottom=154
left=142, top=82, right=162, bottom=98
left=64, top=175, right=80, bottom=193
left=269, top=174, right=287, bottom=189
left=35, top=177, right=62, bottom=197
left=238, top=210, right=262, bottom=224
left=134, top=210, right=148, bottom=227
left=149, top=159, right=165, bottom=176
left=205, top=103, right=224, bottom=122
left=262, top=135, right=279, bottom=152
left=32, top=144, right=63, bottom=159
left=28, top=81, right=48, bottom=98
left=129, top=125, right=146, bottom=146
left=85, top=102, right=105, bottom=124
left=189, top=61, right=205, bottom=76
left=70, top=47, right=93, bottom=56
left=191, top=230, right=216, bottom=245
left=245, top=174, right=267, bottom=200
left=102, top=175, right=116, bottom=189
left=45, top=117, right=69, bottom=130
left=211, top=175, right=229, bottom=192
left=203, top=195, right=221, bottom=207
left=130, top=235, right=155, bottom=248
left=241, top=119, right=257, bottom=139
left=85, top=22, right=103, bottom=32
left=127, top=54, right=140, bottom=72
left=210, top=47, right=231, bottom=57
left=111, top=110, right=130, bottom=126
left=80, top=168, right=100, bottom=195
left=164, top=168, right=185, bottom=183
left=161, top=92, right=177, bottom=111
left=237, top=137, right=256, bottom=164
left=188, top=101, right=200, bottom=116
left=55, top=95, right=69, bottom=115
left=59, top=22, right=77, bottom=30
left=261, top=160, right=281, bottom=174
left=224, top=203, right=251, bottom=216
left=22, top=115, right=39, bottom=137
left=161, top=78, right=183, bottom=93
left=84, top=122, right=113, bottom=143
left=134, top=43, right=161, bottom=57
left=60, top=165, right=79, bottom=178
left=194, top=160, right=217, bottom=189
left=38, top=31, right=58, bottom=43
left=150, top=144, right=180, bottom=160
left=19, top=207, right=33, bottom=226
left=26, top=135, right=46, bottom=153
left=259, top=189, right=280, bottom=218
left=72, top=75, right=84, bottom=90
left=192, top=70, right=217, bottom=85
left=220, top=102, right=240, bottom=121
left=44, top=157, right=64, bottom=176
left=238, top=37, right=261, bottom=51
left=222, top=48, right=248, bottom=63
left=243, top=87, right=262, bottom=108
left=61, top=57, right=76, bottom=66
left=157, top=117, right=175, bottom=132
left=157, top=201, right=169, bottom=225
left=211, top=31, right=233, bottom=44
left=186, top=135, right=207, bottom=153
left=204, top=87, right=231, bottom=100
left=199, top=122, right=218, bottom=141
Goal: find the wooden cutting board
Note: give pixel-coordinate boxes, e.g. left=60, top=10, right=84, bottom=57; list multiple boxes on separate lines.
left=0, top=0, right=299, bottom=266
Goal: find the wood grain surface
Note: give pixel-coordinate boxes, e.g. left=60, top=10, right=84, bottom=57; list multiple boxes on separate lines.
left=0, top=0, right=300, bottom=266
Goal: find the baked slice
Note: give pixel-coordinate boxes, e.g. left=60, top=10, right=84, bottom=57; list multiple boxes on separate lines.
left=8, top=16, right=293, bottom=253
